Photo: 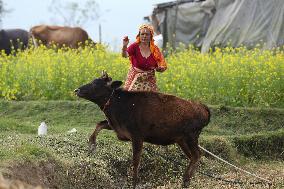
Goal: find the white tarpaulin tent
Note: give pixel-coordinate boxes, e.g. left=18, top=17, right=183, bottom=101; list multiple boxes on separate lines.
left=151, top=0, right=284, bottom=52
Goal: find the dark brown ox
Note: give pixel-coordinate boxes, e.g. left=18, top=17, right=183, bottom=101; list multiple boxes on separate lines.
left=0, top=29, right=29, bottom=55
left=30, top=25, right=95, bottom=48
left=74, top=72, right=210, bottom=188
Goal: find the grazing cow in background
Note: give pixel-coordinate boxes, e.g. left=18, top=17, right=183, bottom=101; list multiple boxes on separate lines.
left=30, top=25, right=95, bottom=48
left=0, top=29, right=29, bottom=55
left=74, top=72, right=211, bottom=188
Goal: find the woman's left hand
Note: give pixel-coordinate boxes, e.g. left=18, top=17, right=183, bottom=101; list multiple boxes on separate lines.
left=155, top=67, right=166, bottom=72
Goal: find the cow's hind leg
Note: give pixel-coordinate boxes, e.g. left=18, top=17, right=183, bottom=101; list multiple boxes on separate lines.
left=89, top=120, right=112, bottom=152
left=177, top=138, right=201, bottom=188
left=131, top=139, right=143, bottom=188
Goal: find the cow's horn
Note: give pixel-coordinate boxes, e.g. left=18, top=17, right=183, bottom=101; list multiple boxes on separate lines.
left=101, top=70, right=108, bottom=78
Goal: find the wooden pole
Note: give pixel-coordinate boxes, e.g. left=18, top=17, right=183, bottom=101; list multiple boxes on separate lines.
left=99, top=24, right=102, bottom=43
left=172, top=0, right=180, bottom=49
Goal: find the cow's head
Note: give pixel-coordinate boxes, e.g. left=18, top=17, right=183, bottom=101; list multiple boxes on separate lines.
left=74, top=71, right=123, bottom=102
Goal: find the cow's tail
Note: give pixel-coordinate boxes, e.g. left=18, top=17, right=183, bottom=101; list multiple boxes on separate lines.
left=195, top=103, right=211, bottom=137
left=201, top=103, right=211, bottom=127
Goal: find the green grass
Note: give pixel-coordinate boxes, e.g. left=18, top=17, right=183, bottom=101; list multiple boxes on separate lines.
left=0, top=100, right=283, bottom=188
left=0, top=100, right=104, bottom=134
left=204, top=105, right=284, bottom=135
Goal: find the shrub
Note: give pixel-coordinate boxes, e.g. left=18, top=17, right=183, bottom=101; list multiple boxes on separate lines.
left=232, top=130, right=284, bottom=159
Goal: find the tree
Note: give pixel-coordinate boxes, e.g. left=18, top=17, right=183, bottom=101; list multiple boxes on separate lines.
left=0, top=0, right=4, bottom=28
left=48, top=0, right=100, bottom=27
left=0, top=0, right=11, bottom=29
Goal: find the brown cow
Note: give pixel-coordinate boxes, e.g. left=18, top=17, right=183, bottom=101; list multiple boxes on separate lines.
left=74, top=72, right=211, bottom=188
left=30, top=25, right=95, bottom=48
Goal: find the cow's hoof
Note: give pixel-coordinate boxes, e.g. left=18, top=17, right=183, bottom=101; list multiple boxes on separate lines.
left=182, top=180, right=190, bottom=188
left=89, top=143, right=96, bottom=153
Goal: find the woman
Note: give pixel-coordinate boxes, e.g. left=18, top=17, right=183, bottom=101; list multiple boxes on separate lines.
left=122, top=24, right=167, bottom=92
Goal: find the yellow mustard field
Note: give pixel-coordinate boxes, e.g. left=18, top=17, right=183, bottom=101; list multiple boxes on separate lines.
left=0, top=45, right=283, bottom=108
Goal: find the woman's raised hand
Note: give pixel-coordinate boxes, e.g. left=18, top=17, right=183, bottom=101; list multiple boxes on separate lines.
left=123, top=36, right=129, bottom=47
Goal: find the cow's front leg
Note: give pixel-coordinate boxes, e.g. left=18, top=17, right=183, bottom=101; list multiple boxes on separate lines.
left=131, top=138, right=143, bottom=188
left=89, top=120, right=112, bottom=152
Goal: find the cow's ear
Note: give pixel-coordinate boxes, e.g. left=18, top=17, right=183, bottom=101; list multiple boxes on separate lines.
left=110, top=81, right=123, bottom=89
